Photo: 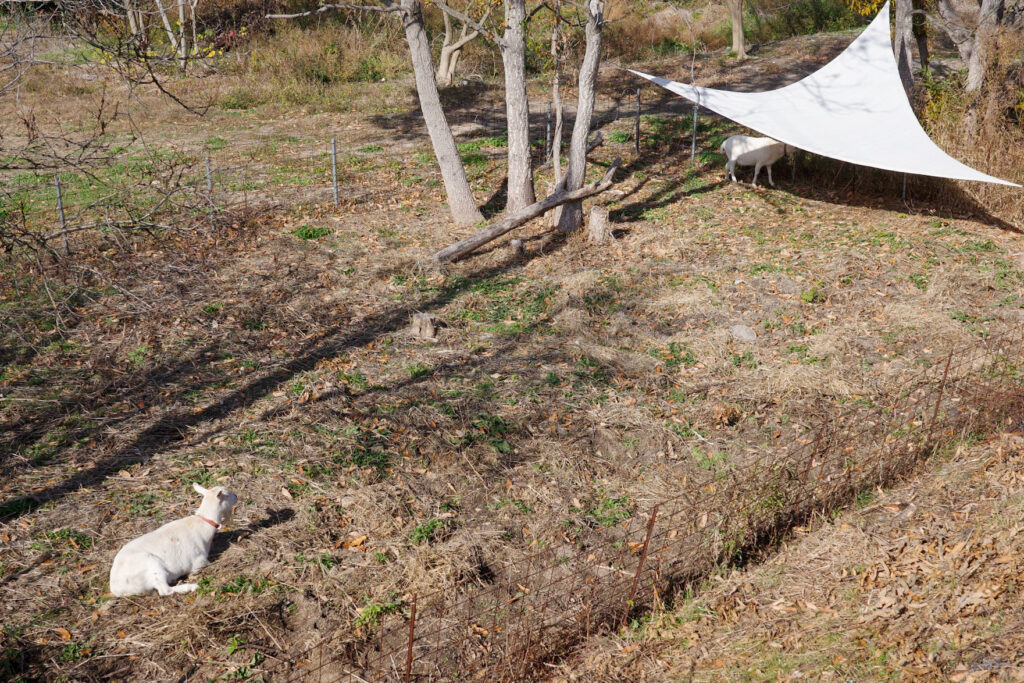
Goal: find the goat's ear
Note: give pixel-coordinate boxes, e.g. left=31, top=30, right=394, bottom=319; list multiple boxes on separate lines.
left=217, top=489, right=227, bottom=500
left=193, top=482, right=209, bottom=496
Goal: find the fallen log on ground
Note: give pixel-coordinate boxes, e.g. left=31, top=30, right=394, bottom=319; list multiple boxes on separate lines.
left=432, top=157, right=621, bottom=264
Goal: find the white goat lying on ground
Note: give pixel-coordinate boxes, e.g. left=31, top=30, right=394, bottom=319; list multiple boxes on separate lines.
left=109, top=483, right=238, bottom=597
left=720, top=135, right=793, bottom=187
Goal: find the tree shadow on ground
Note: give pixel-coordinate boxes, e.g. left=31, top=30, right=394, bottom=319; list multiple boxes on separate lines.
left=0, top=241, right=568, bottom=522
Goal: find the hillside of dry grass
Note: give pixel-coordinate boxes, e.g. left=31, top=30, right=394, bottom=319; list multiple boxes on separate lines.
left=556, top=431, right=1024, bottom=681
left=1, top=24, right=1023, bottom=681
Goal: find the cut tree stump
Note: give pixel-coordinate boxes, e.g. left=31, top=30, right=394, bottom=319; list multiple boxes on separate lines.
left=410, top=313, right=437, bottom=340
left=509, top=239, right=525, bottom=257
left=587, top=206, right=611, bottom=243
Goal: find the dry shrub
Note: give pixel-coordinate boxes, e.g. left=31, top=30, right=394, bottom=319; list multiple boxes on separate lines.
left=195, top=0, right=295, bottom=33
left=604, top=0, right=860, bottom=62
left=219, top=17, right=407, bottom=108
left=605, top=4, right=732, bottom=60
left=745, top=0, right=862, bottom=43
left=924, top=34, right=1024, bottom=229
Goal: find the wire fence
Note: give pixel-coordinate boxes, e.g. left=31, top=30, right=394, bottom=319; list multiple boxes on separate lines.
left=4, top=129, right=1022, bottom=682
left=0, top=133, right=405, bottom=254
left=253, top=321, right=1024, bottom=682
left=1, top=96, right=651, bottom=252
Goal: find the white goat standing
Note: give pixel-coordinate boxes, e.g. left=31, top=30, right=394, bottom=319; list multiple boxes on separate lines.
left=720, top=135, right=793, bottom=187
left=109, top=483, right=238, bottom=597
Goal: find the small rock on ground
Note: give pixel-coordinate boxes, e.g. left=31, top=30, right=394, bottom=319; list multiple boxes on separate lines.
left=730, top=324, right=758, bottom=342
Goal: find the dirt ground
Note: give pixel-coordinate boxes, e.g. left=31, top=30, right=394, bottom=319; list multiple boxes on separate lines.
left=2, top=30, right=1023, bottom=681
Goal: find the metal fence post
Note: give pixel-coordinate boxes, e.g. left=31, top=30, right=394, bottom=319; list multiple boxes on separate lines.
left=545, top=101, right=552, bottom=165
left=55, top=175, right=68, bottom=255
left=204, top=155, right=215, bottom=232
left=331, top=138, right=339, bottom=208
left=405, top=593, right=417, bottom=683
left=623, top=505, right=659, bottom=627
left=690, top=100, right=698, bottom=164
left=634, top=87, right=641, bottom=155
left=927, top=350, right=954, bottom=451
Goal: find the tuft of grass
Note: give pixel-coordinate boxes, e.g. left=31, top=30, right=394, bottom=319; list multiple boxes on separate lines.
left=410, top=518, right=448, bottom=544
left=730, top=351, right=757, bottom=369
left=586, top=494, right=633, bottom=527
left=292, top=225, right=331, bottom=240
left=406, top=362, right=433, bottom=379
left=457, top=136, right=507, bottom=152
left=354, top=595, right=404, bottom=629
left=197, top=576, right=270, bottom=600
left=652, top=342, right=698, bottom=369
left=800, top=287, right=825, bottom=304
left=459, top=413, right=515, bottom=453
left=31, top=528, right=93, bottom=551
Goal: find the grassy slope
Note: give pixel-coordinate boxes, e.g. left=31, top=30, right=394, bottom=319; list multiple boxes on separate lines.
left=557, top=432, right=1024, bottom=681
left=1, top=33, right=1023, bottom=681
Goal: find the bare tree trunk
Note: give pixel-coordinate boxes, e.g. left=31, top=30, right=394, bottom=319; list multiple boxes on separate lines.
left=964, top=0, right=1004, bottom=92
left=125, top=1, right=140, bottom=37
left=556, top=0, right=604, bottom=233
left=177, top=0, right=188, bottom=70
left=190, top=0, right=200, bottom=58
left=436, top=12, right=478, bottom=87
left=725, top=0, right=747, bottom=60
left=154, top=0, right=182, bottom=60
left=401, top=0, right=484, bottom=226
left=548, top=0, right=565, bottom=227
left=548, top=0, right=565, bottom=228
left=895, top=0, right=915, bottom=93
left=912, top=0, right=929, bottom=71
left=933, top=0, right=979, bottom=85
left=502, top=0, right=536, bottom=213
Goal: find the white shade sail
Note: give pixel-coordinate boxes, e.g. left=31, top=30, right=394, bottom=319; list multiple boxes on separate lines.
left=630, top=2, right=1020, bottom=187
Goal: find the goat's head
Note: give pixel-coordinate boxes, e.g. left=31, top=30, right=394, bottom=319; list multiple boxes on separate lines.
left=193, top=482, right=239, bottom=526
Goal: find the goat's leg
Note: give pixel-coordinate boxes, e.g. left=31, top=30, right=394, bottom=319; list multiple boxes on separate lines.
left=147, top=557, right=198, bottom=596
left=752, top=163, right=761, bottom=187
left=767, top=163, right=775, bottom=187
left=726, top=161, right=736, bottom=183
left=150, top=568, right=176, bottom=596
left=153, top=571, right=198, bottom=595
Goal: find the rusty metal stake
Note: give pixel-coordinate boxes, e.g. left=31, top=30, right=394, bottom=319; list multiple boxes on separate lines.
left=804, top=415, right=827, bottom=482
left=623, top=505, right=659, bottom=627
left=634, top=88, right=641, bottom=155
left=927, top=350, right=954, bottom=451
left=55, top=175, right=69, bottom=255
left=405, top=593, right=417, bottom=683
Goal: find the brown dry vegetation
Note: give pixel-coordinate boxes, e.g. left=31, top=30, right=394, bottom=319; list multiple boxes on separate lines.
left=1, top=21, right=1023, bottom=683
left=555, top=432, right=1024, bottom=681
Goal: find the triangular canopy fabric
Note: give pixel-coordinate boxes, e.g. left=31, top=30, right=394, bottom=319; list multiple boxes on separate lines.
left=630, top=2, right=1020, bottom=187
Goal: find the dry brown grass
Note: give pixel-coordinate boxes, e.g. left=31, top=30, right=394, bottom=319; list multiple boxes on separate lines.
left=925, top=34, right=1024, bottom=230
left=216, top=18, right=408, bottom=109
left=557, top=431, right=1024, bottom=681
left=1, top=24, right=1023, bottom=682
left=605, top=4, right=732, bottom=58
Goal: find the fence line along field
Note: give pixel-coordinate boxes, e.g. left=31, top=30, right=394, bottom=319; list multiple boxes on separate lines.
left=2, top=6, right=1024, bottom=682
